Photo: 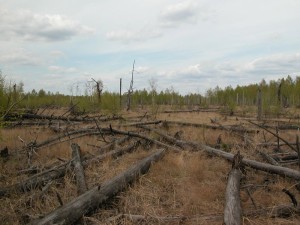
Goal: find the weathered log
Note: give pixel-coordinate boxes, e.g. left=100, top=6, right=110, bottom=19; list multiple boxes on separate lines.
left=197, top=144, right=300, bottom=180
left=29, top=149, right=165, bottom=225
left=164, top=120, right=256, bottom=134
left=138, top=125, right=188, bottom=149
left=0, top=161, right=71, bottom=197
left=224, top=151, right=243, bottom=225
left=71, top=143, right=87, bottom=194
left=257, top=150, right=280, bottom=166
left=146, top=127, right=300, bottom=180
left=248, top=120, right=297, bottom=152
left=122, top=120, right=162, bottom=127
left=0, top=142, right=138, bottom=197
left=109, top=126, right=181, bottom=152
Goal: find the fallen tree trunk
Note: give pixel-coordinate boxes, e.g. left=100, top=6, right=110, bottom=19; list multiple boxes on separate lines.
left=143, top=126, right=300, bottom=180
left=164, top=120, right=256, bottom=134
left=109, top=126, right=181, bottom=152
left=197, top=144, right=300, bottom=180
left=257, top=150, right=280, bottom=166
left=29, top=149, right=165, bottom=225
left=0, top=142, right=138, bottom=197
left=71, top=143, right=87, bottom=194
left=224, top=152, right=243, bottom=225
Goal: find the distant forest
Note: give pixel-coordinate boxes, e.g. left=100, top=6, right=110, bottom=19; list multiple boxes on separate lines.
left=1, top=71, right=300, bottom=114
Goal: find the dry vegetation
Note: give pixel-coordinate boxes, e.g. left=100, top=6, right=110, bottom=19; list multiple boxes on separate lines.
left=0, top=107, right=300, bottom=225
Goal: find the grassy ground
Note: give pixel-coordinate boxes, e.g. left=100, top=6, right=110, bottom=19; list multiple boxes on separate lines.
left=0, top=107, right=300, bottom=224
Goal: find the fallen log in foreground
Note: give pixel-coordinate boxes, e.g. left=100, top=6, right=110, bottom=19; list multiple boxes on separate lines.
left=224, top=151, right=243, bottom=225
left=0, top=142, right=138, bottom=197
left=29, top=149, right=165, bottom=225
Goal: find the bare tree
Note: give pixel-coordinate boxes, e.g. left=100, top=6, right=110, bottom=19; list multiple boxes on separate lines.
left=91, top=78, right=103, bottom=104
left=126, top=60, right=135, bottom=111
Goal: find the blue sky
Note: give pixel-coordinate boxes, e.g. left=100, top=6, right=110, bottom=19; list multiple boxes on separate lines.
left=0, top=0, right=299, bottom=95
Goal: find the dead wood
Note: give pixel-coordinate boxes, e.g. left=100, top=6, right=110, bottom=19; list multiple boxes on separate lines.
left=164, top=120, right=256, bottom=134
left=247, top=120, right=297, bottom=152
left=28, top=149, right=165, bottom=225
left=197, top=144, right=300, bottom=180
left=109, top=125, right=181, bottom=152
left=71, top=143, right=88, bottom=195
left=257, top=150, right=280, bottom=166
left=122, top=120, right=162, bottom=127
left=0, top=160, right=72, bottom=197
left=0, top=142, right=138, bottom=197
left=145, top=128, right=300, bottom=180
left=138, top=125, right=188, bottom=149
left=224, top=151, right=243, bottom=225
left=83, top=142, right=139, bottom=165
left=162, top=108, right=220, bottom=113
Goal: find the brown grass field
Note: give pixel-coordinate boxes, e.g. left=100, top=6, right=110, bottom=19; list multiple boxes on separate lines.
left=0, top=107, right=300, bottom=224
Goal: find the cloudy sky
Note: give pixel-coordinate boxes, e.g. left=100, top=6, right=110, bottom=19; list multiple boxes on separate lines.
left=0, top=0, right=300, bottom=95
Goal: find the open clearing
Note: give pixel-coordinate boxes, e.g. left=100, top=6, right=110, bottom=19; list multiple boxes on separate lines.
left=0, top=107, right=300, bottom=225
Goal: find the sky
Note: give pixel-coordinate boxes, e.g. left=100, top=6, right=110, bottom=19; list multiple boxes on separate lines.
left=0, top=0, right=300, bottom=95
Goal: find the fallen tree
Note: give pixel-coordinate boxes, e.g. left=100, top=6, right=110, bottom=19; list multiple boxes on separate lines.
left=29, top=149, right=165, bottom=225
left=224, top=151, right=243, bottom=225
left=140, top=126, right=300, bottom=180
left=0, top=142, right=138, bottom=197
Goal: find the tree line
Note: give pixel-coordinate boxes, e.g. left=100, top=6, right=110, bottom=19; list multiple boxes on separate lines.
left=1, top=70, right=300, bottom=114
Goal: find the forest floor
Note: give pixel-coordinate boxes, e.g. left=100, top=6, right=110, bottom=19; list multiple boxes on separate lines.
left=0, top=106, right=300, bottom=225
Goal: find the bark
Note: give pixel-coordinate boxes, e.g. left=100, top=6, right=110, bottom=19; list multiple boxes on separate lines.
left=29, top=149, right=165, bottom=225
left=224, top=152, right=242, bottom=225
left=71, top=143, right=87, bottom=194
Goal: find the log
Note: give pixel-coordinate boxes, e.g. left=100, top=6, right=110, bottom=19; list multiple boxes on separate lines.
left=164, top=120, right=256, bottom=133
left=0, top=142, right=138, bottom=197
left=257, top=150, right=280, bottom=166
left=197, top=144, right=300, bottom=180
left=71, top=143, right=87, bottom=194
left=109, top=126, right=181, bottom=152
left=145, top=127, right=300, bottom=180
left=29, top=149, right=165, bottom=225
left=224, top=151, right=242, bottom=225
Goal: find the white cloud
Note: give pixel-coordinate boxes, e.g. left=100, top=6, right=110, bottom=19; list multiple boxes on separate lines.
left=48, top=65, right=78, bottom=73
left=0, top=8, right=95, bottom=42
left=159, top=1, right=200, bottom=27
left=0, top=48, right=42, bottom=66
left=50, top=50, right=65, bottom=58
left=106, top=28, right=162, bottom=43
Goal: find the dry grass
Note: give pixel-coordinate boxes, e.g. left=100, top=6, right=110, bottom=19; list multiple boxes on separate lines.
left=1, top=108, right=300, bottom=225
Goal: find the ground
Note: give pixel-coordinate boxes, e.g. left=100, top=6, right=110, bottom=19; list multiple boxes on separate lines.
left=0, top=106, right=299, bottom=224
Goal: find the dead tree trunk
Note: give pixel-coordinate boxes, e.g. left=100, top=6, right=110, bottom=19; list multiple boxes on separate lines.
left=0, top=142, right=137, bottom=197
left=71, top=143, right=87, bottom=194
left=29, top=149, right=165, bottom=225
left=257, top=88, right=262, bottom=121
left=126, top=60, right=135, bottom=111
left=224, top=151, right=243, bottom=225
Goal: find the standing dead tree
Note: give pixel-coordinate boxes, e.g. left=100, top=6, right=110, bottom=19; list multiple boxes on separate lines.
left=91, top=78, right=103, bottom=105
left=126, top=60, right=135, bottom=111
left=257, top=88, right=262, bottom=121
